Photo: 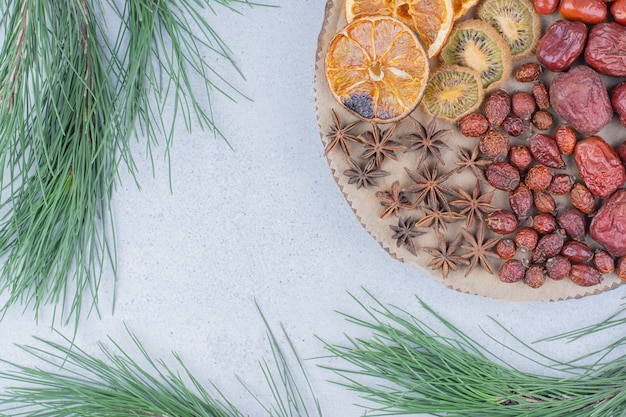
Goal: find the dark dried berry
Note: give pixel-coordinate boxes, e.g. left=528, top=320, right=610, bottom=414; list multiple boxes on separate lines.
left=561, top=240, right=593, bottom=263
left=545, top=256, right=571, bottom=280
left=486, top=162, right=521, bottom=191
left=502, top=116, right=529, bottom=137
left=525, top=164, right=553, bottom=191
left=508, top=145, right=533, bottom=172
left=499, top=259, right=526, bottom=283
left=486, top=210, right=520, bottom=235
left=480, top=129, right=510, bottom=161
left=515, top=63, right=542, bottom=82
left=532, top=231, right=565, bottom=263
left=512, top=91, right=536, bottom=120
left=570, top=264, right=602, bottom=287
left=534, top=190, right=556, bottom=214
left=556, top=207, right=587, bottom=241
left=529, top=134, right=566, bottom=169
left=593, top=250, right=615, bottom=275
left=484, top=89, right=511, bottom=128
left=496, top=238, right=517, bottom=259
left=549, top=174, right=573, bottom=195
left=509, top=183, right=534, bottom=218
left=554, top=125, right=577, bottom=155
left=532, top=110, right=554, bottom=131
left=532, top=82, right=551, bottom=109
left=515, top=227, right=539, bottom=251
left=533, top=213, right=557, bottom=234
left=524, top=264, right=546, bottom=288
left=570, top=182, right=597, bottom=214
left=617, top=256, right=626, bottom=281
left=459, top=113, right=489, bottom=137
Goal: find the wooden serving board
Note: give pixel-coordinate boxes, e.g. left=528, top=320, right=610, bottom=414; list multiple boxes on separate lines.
left=313, top=0, right=624, bottom=302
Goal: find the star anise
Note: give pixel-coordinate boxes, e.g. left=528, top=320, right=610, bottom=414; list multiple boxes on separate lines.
left=423, top=233, right=468, bottom=279
left=344, top=157, right=389, bottom=189
left=376, top=180, right=413, bottom=219
left=460, top=224, right=500, bottom=276
left=324, top=109, right=361, bottom=156
left=414, top=205, right=464, bottom=234
left=450, top=180, right=497, bottom=228
left=455, top=145, right=490, bottom=181
left=390, top=216, right=425, bottom=256
left=360, top=123, right=402, bottom=168
left=404, top=161, right=456, bottom=211
left=400, top=116, right=452, bottom=165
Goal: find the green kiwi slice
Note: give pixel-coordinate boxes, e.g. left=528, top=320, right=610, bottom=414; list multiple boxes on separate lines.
left=478, top=0, right=541, bottom=60
left=422, top=65, right=485, bottom=123
left=440, top=19, right=512, bottom=90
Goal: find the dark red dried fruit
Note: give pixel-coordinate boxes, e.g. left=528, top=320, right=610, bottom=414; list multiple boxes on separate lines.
left=574, top=136, right=626, bottom=199
left=502, top=116, right=529, bottom=137
left=613, top=0, right=626, bottom=26
left=590, top=189, right=626, bottom=257
left=515, top=63, right=542, bottom=82
left=459, top=113, right=490, bottom=137
left=524, top=265, right=546, bottom=288
left=529, top=134, right=566, bottom=169
left=554, top=125, right=577, bottom=155
left=618, top=140, right=626, bottom=164
left=546, top=256, right=571, bottom=280
left=508, top=145, right=533, bottom=172
left=511, top=91, right=536, bottom=120
left=532, top=110, right=554, bottom=131
left=532, top=231, right=565, bottom=263
left=570, top=182, right=597, bottom=214
left=561, top=240, right=593, bottom=263
left=617, top=256, right=626, bottom=281
left=556, top=207, right=587, bottom=241
left=499, top=259, right=526, bottom=283
left=570, top=263, right=602, bottom=287
left=509, top=184, right=534, bottom=218
left=549, top=174, right=573, bottom=195
left=550, top=65, right=612, bottom=136
left=480, top=129, right=510, bottom=161
left=593, top=250, right=615, bottom=275
left=515, top=227, right=539, bottom=251
left=486, top=162, right=521, bottom=191
left=612, top=82, right=626, bottom=129
left=531, top=82, right=551, bottom=110
left=533, top=213, right=557, bottom=234
left=496, top=238, right=517, bottom=259
left=525, top=164, right=553, bottom=191
left=559, top=0, right=607, bottom=24
left=534, top=190, right=556, bottom=214
left=484, top=90, right=511, bottom=128
left=486, top=210, right=520, bottom=235
left=536, top=20, right=587, bottom=72
left=584, top=23, right=626, bottom=77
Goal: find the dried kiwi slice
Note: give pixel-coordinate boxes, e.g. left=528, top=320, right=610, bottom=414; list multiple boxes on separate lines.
left=422, top=65, right=484, bottom=122
left=440, top=19, right=512, bottom=90
left=478, top=0, right=540, bottom=60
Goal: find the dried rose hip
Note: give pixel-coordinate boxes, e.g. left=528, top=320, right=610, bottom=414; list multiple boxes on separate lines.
left=496, top=238, right=517, bottom=259
left=617, top=256, right=626, bottom=281
left=559, top=0, right=607, bottom=24
left=550, top=66, right=612, bottom=136
left=533, top=213, right=557, bottom=234
left=511, top=91, right=536, bottom=120
left=532, top=82, right=551, bottom=110
left=480, top=129, right=510, bottom=161
left=532, top=231, right=565, bottom=263
left=529, top=134, right=565, bottom=169
left=570, top=182, right=597, bottom=214
left=612, top=82, right=626, bottom=129
left=524, top=265, right=546, bottom=288
left=502, top=116, right=529, bottom=137
left=593, top=250, right=615, bottom=275
left=484, top=90, right=511, bottom=128
left=549, top=174, right=573, bottom=195
left=486, top=210, right=520, bottom=235
left=534, top=190, right=556, bottom=214
left=515, top=227, right=539, bottom=251
left=561, top=240, right=593, bottom=263
left=499, top=259, right=526, bottom=283
left=554, top=125, right=576, bottom=155
left=584, top=23, right=626, bottom=77
left=556, top=207, right=587, bottom=241
left=536, top=20, right=587, bottom=72
left=509, top=145, right=533, bottom=172
left=570, top=264, right=602, bottom=287
left=525, top=164, right=553, bottom=191
left=459, top=113, right=489, bottom=137
left=590, top=189, right=626, bottom=257
left=515, top=63, right=542, bottom=82
left=509, top=184, right=534, bottom=218
left=613, top=0, right=626, bottom=25
left=574, top=136, right=626, bottom=199
left=546, top=256, right=571, bottom=280
left=487, top=162, right=521, bottom=191
left=532, top=110, right=553, bottom=131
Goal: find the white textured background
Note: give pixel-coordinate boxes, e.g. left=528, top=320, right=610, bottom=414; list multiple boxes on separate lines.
left=0, top=1, right=625, bottom=416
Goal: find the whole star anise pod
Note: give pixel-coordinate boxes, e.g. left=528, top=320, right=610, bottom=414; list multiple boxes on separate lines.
left=400, top=116, right=452, bottom=165
left=460, top=225, right=500, bottom=276
left=324, top=109, right=361, bottom=156
left=376, top=180, right=413, bottom=219
left=423, top=233, right=468, bottom=279
left=455, top=145, right=490, bottom=181
left=414, top=205, right=464, bottom=234
left=450, top=180, right=497, bottom=228
left=344, top=157, right=389, bottom=189
left=404, top=161, right=456, bottom=211
left=360, top=123, right=402, bottom=168
left=390, top=217, right=425, bottom=256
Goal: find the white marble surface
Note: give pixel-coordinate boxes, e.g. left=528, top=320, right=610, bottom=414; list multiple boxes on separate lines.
left=0, top=2, right=625, bottom=416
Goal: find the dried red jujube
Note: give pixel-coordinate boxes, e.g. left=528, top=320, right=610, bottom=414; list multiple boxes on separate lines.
left=574, top=136, right=626, bottom=199
left=536, top=20, right=587, bottom=72
left=590, top=189, right=626, bottom=257
left=584, top=23, right=626, bottom=77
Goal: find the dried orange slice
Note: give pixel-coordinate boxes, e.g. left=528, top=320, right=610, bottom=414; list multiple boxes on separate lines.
left=452, top=0, right=480, bottom=20
left=344, top=0, right=454, bottom=58
left=325, top=16, right=430, bottom=123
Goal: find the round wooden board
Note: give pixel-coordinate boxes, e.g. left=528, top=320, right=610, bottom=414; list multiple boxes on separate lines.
left=313, top=0, right=624, bottom=302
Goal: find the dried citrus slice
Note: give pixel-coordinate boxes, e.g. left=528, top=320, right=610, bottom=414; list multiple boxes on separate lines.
left=344, top=0, right=454, bottom=58
left=325, top=16, right=430, bottom=123
left=452, top=0, right=480, bottom=20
